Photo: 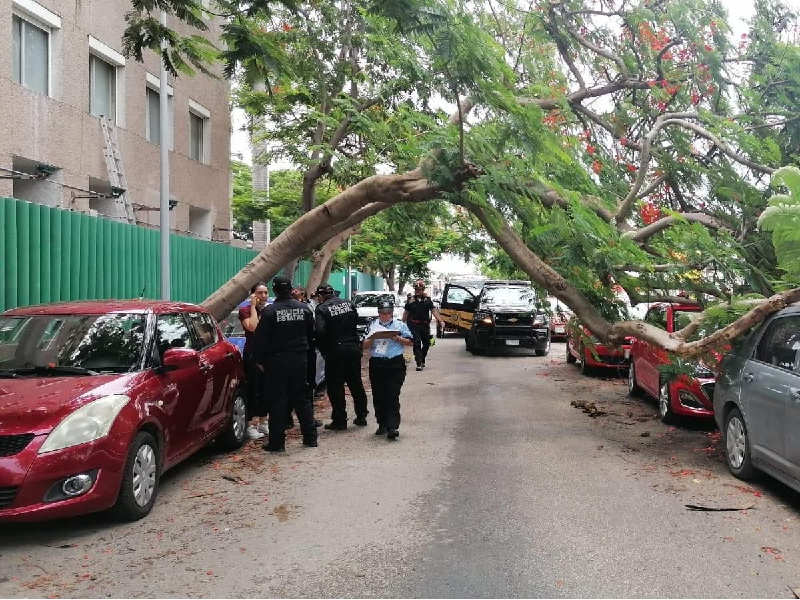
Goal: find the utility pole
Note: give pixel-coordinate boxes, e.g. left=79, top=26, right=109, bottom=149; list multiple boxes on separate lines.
left=159, top=10, right=170, bottom=300
left=346, top=236, right=353, bottom=300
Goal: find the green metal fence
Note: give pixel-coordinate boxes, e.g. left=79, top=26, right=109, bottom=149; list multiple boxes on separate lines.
left=0, top=197, right=383, bottom=312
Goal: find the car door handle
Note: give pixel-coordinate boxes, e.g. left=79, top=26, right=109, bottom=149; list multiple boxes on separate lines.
left=199, top=362, right=213, bottom=373
left=743, top=373, right=755, bottom=383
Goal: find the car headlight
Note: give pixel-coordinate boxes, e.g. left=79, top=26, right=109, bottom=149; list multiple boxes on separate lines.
left=533, top=313, right=546, bottom=327
left=475, top=311, right=493, bottom=325
left=39, top=395, right=130, bottom=454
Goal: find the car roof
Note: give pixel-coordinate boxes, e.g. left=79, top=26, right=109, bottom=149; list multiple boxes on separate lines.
left=2, top=299, right=205, bottom=317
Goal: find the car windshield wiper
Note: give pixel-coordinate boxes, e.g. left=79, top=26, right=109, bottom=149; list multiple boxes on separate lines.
left=4, top=365, right=99, bottom=377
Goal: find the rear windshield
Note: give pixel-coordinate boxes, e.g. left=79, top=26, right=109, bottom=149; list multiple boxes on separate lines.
left=354, top=294, right=395, bottom=308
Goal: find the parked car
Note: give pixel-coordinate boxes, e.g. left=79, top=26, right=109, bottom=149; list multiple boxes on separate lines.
left=546, top=297, right=572, bottom=341
left=0, top=300, right=246, bottom=522
left=627, top=302, right=717, bottom=423
left=439, top=280, right=551, bottom=355
left=353, top=291, right=404, bottom=335
left=715, top=305, right=800, bottom=489
left=566, top=321, right=633, bottom=375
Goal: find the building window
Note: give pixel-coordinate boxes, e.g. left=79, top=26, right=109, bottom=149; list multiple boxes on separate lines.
left=146, top=87, right=161, bottom=143
left=11, top=14, right=49, bottom=95
left=190, top=112, right=205, bottom=162
left=89, top=54, right=116, bottom=121
left=189, top=206, right=212, bottom=239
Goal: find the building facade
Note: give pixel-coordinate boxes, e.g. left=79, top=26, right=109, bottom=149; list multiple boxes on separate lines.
left=0, top=0, right=232, bottom=241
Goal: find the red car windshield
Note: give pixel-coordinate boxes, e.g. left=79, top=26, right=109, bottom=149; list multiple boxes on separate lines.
left=673, top=309, right=702, bottom=335
left=0, top=313, right=146, bottom=375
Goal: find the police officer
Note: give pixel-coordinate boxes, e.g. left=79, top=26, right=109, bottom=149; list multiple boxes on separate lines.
left=314, top=283, right=369, bottom=429
left=362, top=299, right=414, bottom=440
left=252, top=276, right=318, bottom=452
left=403, top=280, right=444, bottom=371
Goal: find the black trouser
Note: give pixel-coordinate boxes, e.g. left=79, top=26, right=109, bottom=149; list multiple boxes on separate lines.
left=287, top=348, right=318, bottom=426
left=265, top=353, right=317, bottom=447
left=369, top=356, right=406, bottom=430
left=325, top=347, right=368, bottom=424
left=244, top=351, right=268, bottom=419
left=409, top=322, right=431, bottom=365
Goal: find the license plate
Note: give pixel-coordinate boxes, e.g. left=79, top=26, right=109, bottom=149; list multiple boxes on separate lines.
left=555, top=326, right=565, bottom=333
left=505, top=339, right=520, bottom=346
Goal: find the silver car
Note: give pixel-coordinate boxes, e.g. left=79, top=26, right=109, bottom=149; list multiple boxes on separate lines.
left=715, top=305, right=800, bottom=489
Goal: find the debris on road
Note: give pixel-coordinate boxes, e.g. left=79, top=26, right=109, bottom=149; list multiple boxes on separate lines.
left=685, top=503, right=756, bottom=512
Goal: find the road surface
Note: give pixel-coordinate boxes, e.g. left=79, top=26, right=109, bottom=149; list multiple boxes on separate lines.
left=2, top=339, right=800, bottom=598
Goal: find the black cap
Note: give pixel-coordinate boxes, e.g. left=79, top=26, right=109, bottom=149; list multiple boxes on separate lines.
left=316, top=284, right=335, bottom=296
left=272, top=275, right=293, bottom=294
left=378, top=299, right=394, bottom=311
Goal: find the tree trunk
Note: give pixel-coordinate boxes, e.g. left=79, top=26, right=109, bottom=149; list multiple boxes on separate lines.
left=383, top=270, right=396, bottom=292
left=306, top=224, right=361, bottom=292
left=202, top=171, right=440, bottom=321
left=282, top=257, right=300, bottom=282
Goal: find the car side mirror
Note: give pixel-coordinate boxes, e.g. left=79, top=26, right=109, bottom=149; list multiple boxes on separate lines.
left=161, top=347, right=200, bottom=372
left=463, top=298, right=476, bottom=310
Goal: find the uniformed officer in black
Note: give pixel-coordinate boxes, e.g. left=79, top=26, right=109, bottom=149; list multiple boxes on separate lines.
left=403, top=280, right=444, bottom=371
left=314, top=283, right=369, bottom=429
left=252, top=276, right=318, bottom=452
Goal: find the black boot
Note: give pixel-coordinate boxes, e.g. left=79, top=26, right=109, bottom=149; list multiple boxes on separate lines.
left=353, top=416, right=368, bottom=426
left=324, top=421, right=347, bottom=430
left=303, top=437, right=318, bottom=447
left=262, top=443, right=285, bottom=453
left=387, top=429, right=399, bottom=440
left=375, top=425, right=387, bottom=435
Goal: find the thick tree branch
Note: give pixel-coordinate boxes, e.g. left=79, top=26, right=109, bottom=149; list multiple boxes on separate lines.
left=624, top=212, right=729, bottom=242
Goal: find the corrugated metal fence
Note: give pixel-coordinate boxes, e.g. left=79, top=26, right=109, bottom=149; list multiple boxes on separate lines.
left=0, top=197, right=383, bottom=312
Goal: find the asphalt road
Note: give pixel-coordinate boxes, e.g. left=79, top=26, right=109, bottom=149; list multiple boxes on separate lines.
left=3, top=339, right=800, bottom=598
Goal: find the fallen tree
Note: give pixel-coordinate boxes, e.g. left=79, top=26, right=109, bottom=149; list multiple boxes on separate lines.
left=124, top=0, right=800, bottom=355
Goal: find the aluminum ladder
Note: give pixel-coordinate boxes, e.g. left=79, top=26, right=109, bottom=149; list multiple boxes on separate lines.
left=100, top=117, right=136, bottom=224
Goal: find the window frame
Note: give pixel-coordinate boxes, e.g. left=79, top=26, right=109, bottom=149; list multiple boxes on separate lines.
left=189, top=111, right=205, bottom=162
left=11, top=11, right=51, bottom=96
left=752, top=315, right=800, bottom=373
left=188, top=99, right=211, bottom=164
left=186, top=312, right=219, bottom=350
left=145, top=73, right=174, bottom=149
left=154, top=313, right=195, bottom=356
left=644, top=307, right=667, bottom=330
left=89, top=54, right=117, bottom=122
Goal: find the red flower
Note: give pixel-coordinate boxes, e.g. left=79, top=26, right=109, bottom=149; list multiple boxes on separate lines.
left=704, top=44, right=714, bottom=51
left=620, top=137, right=629, bottom=146
left=691, top=92, right=701, bottom=105
left=592, top=160, right=603, bottom=174
left=586, top=144, right=596, bottom=155
left=707, top=84, right=716, bottom=94
left=282, top=23, right=292, bottom=32
left=657, top=101, right=667, bottom=112
left=627, top=164, right=637, bottom=172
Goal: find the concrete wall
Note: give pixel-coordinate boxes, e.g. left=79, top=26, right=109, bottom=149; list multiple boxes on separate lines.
left=0, top=0, right=232, bottom=241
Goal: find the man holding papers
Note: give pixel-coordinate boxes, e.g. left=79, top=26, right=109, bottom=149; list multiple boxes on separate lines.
left=362, top=299, right=414, bottom=440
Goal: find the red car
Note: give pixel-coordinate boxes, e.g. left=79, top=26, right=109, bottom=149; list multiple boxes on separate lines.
left=566, top=323, right=633, bottom=375
left=0, top=300, right=246, bottom=522
left=627, top=302, right=716, bottom=423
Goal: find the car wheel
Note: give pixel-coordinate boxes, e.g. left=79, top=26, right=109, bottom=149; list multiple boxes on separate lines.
left=566, top=341, right=576, bottom=364
left=658, top=382, right=676, bottom=424
left=217, top=388, right=247, bottom=450
left=627, top=361, right=644, bottom=397
left=579, top=345, right=594, bottom=376
left=535, top=334, right=551, bottom=357
left=111, top=431, right=160, bottom=521
left=725, top=407, right=757, bottom=480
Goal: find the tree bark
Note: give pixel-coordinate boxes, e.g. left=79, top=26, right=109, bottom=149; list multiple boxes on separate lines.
left=202, top=170, right=441, bottom=321
left=306, top=224, right=361, bottom=293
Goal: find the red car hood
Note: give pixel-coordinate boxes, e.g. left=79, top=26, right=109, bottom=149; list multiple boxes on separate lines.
left=0, top=373, right=139, bottom=436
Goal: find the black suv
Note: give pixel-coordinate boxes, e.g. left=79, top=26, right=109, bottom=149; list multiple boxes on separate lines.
left=439, top=280, right=551, bottom=355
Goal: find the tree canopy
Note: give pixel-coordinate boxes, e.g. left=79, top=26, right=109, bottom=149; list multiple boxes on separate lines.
left=125, top=0, right=800, bottom=355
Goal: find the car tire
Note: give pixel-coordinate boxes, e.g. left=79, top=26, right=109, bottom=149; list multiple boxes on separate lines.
left=579, top=345, right=594, bottom=376
left=566, top=341, right=576, bottom=364
left=217, top=388, right=247, bottom=451
left=724, top=407, right=757, bottom=480
left=627, top=361, right=644, bottom=397
left=658, top=382, right=676, bottom=424
left=111, top=431, right=160, bottom=521
left=535, top=334, right=551, bottom=357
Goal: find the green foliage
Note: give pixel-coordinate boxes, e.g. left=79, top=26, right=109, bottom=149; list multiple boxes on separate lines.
left=758, top=166, right=800, bottom=281
left=230, top=164, right=337, bottom=238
